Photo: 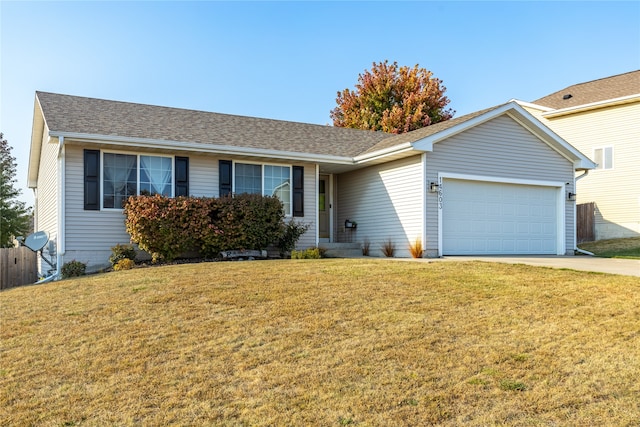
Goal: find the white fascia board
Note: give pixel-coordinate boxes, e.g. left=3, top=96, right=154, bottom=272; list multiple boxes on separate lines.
left=352, top=142, right=414, bottom=163
left=510, top=99, right=554, bottom=112
left=541, top=94, right=640, bottom=118
left=49, top=131, right=355, bottom=165
left=27, top=98, right=46, bottom=188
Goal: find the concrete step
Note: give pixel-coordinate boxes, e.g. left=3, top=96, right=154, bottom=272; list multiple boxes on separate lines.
left=318, top=242, right=362, bottom=258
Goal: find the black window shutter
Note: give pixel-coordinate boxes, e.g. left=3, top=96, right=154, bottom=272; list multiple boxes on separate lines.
left=293, top=166, right=304, bottom=217
left=84, top=149, right=100, bottom=210
left=219, top=160, right=232, bottom=197
left=175, top=156, right=189, bottom=197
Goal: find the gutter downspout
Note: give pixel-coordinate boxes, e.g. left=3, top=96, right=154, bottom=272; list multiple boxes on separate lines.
left=55, top=136, right=66, bottom=279
left=573, top=170, right=594, bottom=256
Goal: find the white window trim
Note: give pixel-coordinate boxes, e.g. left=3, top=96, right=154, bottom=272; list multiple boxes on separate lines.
left=593, top=146, right=614, bottom=171
left=232, top=160, right=293, bottom=216
left=100, top=150, right=175, bottom=210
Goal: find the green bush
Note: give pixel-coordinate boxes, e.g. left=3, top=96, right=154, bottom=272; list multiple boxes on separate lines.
left=61, top=260, right=86, bottom=279
left=109, top=244, right=137, bottom=266
left=277, top=219, right=310, bottom=258
left=113, top=258, right=135, bottom=271
left=124, top=194, right=300, bottom=262
left=291, top=247, right=322, bottom=259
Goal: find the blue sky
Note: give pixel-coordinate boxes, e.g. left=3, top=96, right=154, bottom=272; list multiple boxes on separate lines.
left=1, top=1, right=639, bottom=207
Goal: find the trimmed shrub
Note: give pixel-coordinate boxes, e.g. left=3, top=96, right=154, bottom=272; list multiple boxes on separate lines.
left=61, top=260, right=86, bottom=279
left=124, top=194, right=300, bottom=262
left=109, top=244, right=137, bottom=266
left=291, top=247, right=322, bottom=259
left=124, top=195, right=208, bottom=262
left=113, top=258, right=135, bottom=271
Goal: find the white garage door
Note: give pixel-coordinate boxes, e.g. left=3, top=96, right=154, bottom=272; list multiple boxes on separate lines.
left=442, top=179, right=558, bottom=255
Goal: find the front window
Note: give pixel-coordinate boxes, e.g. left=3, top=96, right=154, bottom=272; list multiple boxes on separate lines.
left=103, top=153, right=137, bottom=209
left=264, top=165, right=291, bottom=215
left=103, top=153, right=173, bottom=208
left=140, top=155, right=172, bottom=196
left=235, top=163, right=262, bottom=195
left=235, top=163, right=291, bottom=215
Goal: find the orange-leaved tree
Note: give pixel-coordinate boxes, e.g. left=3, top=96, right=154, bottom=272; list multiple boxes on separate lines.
left=330, top=60, right=454, bottom=134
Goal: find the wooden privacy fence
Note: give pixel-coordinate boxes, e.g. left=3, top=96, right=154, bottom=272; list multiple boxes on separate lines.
left=577, top=202, right=595, bottom=244
left=0, top=247, right=37, bottom=290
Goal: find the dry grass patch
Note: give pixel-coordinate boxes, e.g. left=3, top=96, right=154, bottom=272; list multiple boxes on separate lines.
left=1, top=259, right=639, bottom=425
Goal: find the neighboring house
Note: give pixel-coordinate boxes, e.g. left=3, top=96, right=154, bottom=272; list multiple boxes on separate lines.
left=519, top=70, right=640, bottom=241
left=28, top=92, right=595, bottom=274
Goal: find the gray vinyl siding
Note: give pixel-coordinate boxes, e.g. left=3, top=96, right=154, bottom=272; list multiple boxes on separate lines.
left=35, top=129, right=59, bottom=271
left=64, top=145, right=132, bottom=268
left=64, top=144, right=317, bottom=268
left=337, top=155, right=423, bottom=257
left=425, top=115, right=576, bottom=255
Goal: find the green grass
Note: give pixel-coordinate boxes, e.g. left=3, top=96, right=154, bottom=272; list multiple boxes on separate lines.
left=1, top=259, right=639, bottom=425
left=578, top=236, right=640, bottom=259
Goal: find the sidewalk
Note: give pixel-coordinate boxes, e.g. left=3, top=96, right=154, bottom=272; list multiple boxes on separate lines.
left=400, top=255, right=640, bottom=277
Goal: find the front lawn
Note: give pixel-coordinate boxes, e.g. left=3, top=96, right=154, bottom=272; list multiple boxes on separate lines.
left=578, top=236, right=640, bottom=259
left=1, top=259, right=638, bottom=425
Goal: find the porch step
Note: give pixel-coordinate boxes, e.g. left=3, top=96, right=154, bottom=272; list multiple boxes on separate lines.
left=319, top=242, right=363, bottom=258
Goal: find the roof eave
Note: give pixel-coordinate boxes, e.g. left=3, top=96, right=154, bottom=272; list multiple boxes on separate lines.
left=49, top=131, right=357, bottom=166
left=27, top=95, right=46, bottom=188
left=411, top=101, right=596, bottom=171
left=541, top=94, right=640, bottom=118
left=352, top=142, right=415, bottom=163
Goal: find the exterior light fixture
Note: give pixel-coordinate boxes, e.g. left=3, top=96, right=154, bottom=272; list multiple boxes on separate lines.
left=567, top=192, right=576, bottom=201
left=429, top=182, right=440, bottom=193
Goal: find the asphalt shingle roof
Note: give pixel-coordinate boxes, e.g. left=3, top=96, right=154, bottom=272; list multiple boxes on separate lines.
left=36, top=91, right=391, bottom=158
left=532, top=70, right=640, bottom=109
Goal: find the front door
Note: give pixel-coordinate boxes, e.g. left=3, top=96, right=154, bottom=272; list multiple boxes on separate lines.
left=319, top=175, right=330, bottom=239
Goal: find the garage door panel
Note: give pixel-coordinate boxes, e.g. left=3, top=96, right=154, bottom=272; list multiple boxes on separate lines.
left=443, top=179, right=558, bottom=255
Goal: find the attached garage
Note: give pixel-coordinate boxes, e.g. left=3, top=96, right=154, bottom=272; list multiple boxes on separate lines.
left=441, top=177, right=562, bottom=255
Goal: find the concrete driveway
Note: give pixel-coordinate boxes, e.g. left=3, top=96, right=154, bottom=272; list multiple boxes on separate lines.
left=428, top=255, right=640, bottom=277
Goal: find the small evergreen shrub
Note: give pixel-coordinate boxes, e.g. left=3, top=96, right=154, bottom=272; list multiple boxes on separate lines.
left=109, top=244, right=137, bottom=266
left=61, top=260, right=86, bottom=279
left=291, top=247, right=322, bottom=259
left=113, top=258, right=135, bottom=271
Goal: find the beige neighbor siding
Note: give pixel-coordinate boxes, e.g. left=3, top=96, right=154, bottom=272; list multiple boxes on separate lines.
left=64, top=145, right=317, bottom=269
left=541, top=103, right=640, bottom=239
left=337, top=155, right=423, bottom=258
left=35, top=129, right=59, bottom=274
left=425, top=115, right=576, bottom=256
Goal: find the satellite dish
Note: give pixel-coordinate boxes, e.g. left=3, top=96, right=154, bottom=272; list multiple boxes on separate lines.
left=24, top=231, right=49, bottom=252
